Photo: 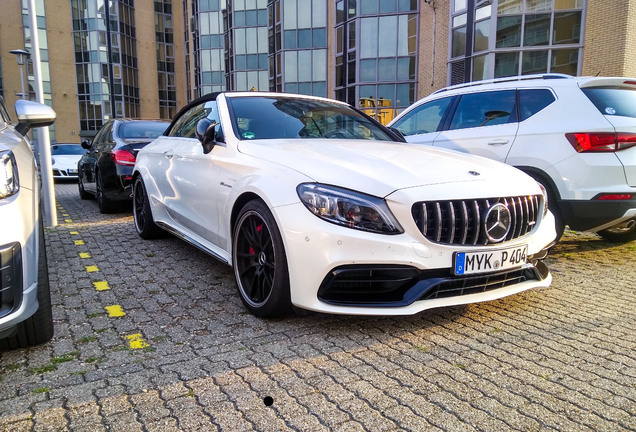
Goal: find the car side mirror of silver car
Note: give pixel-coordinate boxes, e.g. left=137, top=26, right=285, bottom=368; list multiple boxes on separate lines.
left=14, top=100, right=56, bottom=136
left=196, top=118, right=219, bottom=154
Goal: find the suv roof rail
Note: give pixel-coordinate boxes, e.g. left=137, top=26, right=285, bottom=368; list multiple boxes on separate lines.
left=432, top=73, right=574, bottom=95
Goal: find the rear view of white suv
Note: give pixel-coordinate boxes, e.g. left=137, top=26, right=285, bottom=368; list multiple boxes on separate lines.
left=389, top=74, right=636, bottom=242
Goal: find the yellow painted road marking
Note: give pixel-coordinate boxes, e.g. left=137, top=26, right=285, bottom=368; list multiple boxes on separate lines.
left=79, top=252, right=91, bottom=259
left=85, top=265, right=99, bottom=273
left=105, top=305, right=125, bottom=317
left=126, top=334, right=149, bottom=349
left=69, top=231, right=79, bottom=235
left=93, top=281, right=110, bottom=291
left=65, top=219, right=73, bottom=223
left=74, top=240, right=85, bottom=246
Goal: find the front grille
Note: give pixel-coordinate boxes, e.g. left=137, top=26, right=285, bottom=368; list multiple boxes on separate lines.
left=0, top=243, right=22, bottom=318
left=412, top=195, right=542, bottom=246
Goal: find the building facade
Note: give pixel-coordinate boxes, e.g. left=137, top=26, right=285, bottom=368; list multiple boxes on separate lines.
left=0, top=0, right=634, bottom=144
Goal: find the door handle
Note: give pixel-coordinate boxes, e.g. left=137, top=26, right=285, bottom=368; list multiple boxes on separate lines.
left=487, top=139, right=510, bottom=146
left=164, top=150, right=174, bottom=159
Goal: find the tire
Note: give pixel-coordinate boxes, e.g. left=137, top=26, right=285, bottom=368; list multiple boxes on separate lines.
left=96, top=171, right=118, bottom=214
left=133, top=176, right=164, bottom=239
left=0, top=218, right=54, bottom=350
left=78, top=174, right=91, bottom=200
left=232, top=200, right=292, bottom=318
left=597, top=220, right=636, bottom=243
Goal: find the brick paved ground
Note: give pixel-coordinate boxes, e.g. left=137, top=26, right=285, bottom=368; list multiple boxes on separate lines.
left=0, top=182, right=634, bottom=431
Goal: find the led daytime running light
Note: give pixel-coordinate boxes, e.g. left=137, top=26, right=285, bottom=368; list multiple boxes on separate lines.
left=0, top=151, right=19, bottom=199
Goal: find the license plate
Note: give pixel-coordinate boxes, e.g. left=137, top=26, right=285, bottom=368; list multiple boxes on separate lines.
left=454, top=245, right=527, bottom=276
left=67, top=169, right=78, bottom=174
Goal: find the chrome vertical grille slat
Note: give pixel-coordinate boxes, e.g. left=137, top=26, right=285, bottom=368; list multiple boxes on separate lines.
left=412, top=195, right=542, bottom=246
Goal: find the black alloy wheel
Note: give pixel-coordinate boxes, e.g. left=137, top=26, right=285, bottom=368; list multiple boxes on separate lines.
left=233, top=200, right=292, bottom=317
left=133, top=176, right=164, bottom=239
left=95, top=171, right=117, bottom=213
left=78, top=174, right=90, bottom=200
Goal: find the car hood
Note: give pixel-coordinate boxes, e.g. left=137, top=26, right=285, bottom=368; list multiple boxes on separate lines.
left=51, top=155, right=82, bottom=166
left=238, top=138, right=535, bottom=197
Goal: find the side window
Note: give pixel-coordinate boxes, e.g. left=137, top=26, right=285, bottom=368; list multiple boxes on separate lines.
left=518, top=89, right=555, bottom=121
left=92, top=122, right=112, bottom=147
left=392, top=97, right=452, bottom=136
left=169, top=100, right=224, bottom=141
left=449, top=90, right=516, bottom=130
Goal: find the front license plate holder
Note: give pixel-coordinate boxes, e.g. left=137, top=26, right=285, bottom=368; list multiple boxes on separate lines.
left=454, top=245, right=528, bottom=276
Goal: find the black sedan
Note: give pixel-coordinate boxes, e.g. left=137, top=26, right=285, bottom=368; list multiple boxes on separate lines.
left=78, top=119, right=169, bottom=213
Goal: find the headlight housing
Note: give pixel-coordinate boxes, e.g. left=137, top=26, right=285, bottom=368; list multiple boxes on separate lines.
left=297, top=183, right=403, bottom=234
left=537, top=182, right=549, bottom=216
left=0, top=151, right=19, bottom=199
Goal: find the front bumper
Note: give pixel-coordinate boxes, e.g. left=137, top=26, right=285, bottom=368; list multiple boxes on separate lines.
left=274, top=202, right=556, bottom=316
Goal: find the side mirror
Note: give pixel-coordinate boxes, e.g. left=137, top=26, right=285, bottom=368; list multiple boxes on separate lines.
left=14, top=100, right=56, bottom=136
left=196, top=118, right=219, bottom=154
left=388, top=127, right=406, bottom=142
left=81, top=139, right=91, bottom=150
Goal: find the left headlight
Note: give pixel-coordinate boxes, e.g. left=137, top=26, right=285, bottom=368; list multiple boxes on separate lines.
left=297, top=183, right=403, bottom=234
left=0, top=150, right=19, bottom=199
left=537, top=182, right=549, bottom=216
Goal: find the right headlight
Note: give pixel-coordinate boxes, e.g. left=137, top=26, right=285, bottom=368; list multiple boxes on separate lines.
left=297, top=183, right=403, bottom=234
left=537, top=182, right=549, bottom=216
left=0, top=150, right=19, bottom=199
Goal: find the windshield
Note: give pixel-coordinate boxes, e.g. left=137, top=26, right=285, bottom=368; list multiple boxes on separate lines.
left=227, top=96, right=395, bottom=141
left=50, top=144, right=85, bottom=155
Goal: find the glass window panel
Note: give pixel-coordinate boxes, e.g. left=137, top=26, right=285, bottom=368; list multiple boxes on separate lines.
left=284, top=51, right=297, bottom=81
left=258, top=27, right=268, bottom=52
left=551, top=48, right=578, bottom=75
left=312, top=50, right=327, bottom=81
left=392, top=97, right=452, bottom=135
left=246, top=10, right=257, bottom=26
left=258, top=9, right=268, bottom=25
left=361, top=0, right=378, bottom=15
left=519, top=89, right=556, bottom=121
left=298, top=0, right=311, bottom=28
left=246, top=0, right=257, bottom=10
left=284, top=29, right=297, bottom=48
left=298, top=82, right=312, bottom=95
left=496, top=15, right=522, bottom=47
left=397, top=14, right=409, bottom=56
left=378, top=58, right=396, bottom=81
left=313, top=82, right=326, bottom=97
left=313, top=28, right=326, bottom=47
left=472, top=54, right=488, bottom=81
left=474, top=18, right=490, bottom=52
left=395, top=83, right=412, bottom=107
left=360, top=59, right=377, bottom=82
left=494, top=51, right=519, bottom=77
left=450, top=90, right=516, bottom=130
left=497, top=0, right=522, bottom=15
left=234, top=11, right=245, bottom=26
left=379, top=16, right=398, bottom=57
left=286, top=83, right=298, bottom=93
left=298, top=29, right=311, bottom=48
left=397, top=57, right=411, bottom=80
left=247, top=54, right=259, bottom=69
left=453, top=0, right=467, bottom=13
left=336, top=1, right=345, bottom=23
left=526, top=0, right=551, bottom=12
left=236, top=55, right=246, bottom=69
left=408, top=14, right=417, bottom=55
left=246, top=28, right=258, bottom=53
left=452, top=27, right=466, bottom=58
left=313, top=0, right=326, bottom=27
left=360, top=18, right=378, bottom=58
left=555, top=0, right=583, bottom=9
left=235, top=28, right=246, bottom=54
left=348, top=21, right=356, bottom=50
left=298, top=50, right=312, bottom=81
left=475, top=5, right=491, bottom=21
left=200, top=12, right=210, bottom=33
left=360, top=85, right=376, bottom=102
left=453, top=13, right=467, bottom=28
left=380, top=0, right=397, bottom=13
left=553, top=12, right=581, bottom=44
left=283, top=0, right=296, bottom=29
left=378, top=84, right=394, bottom=102
left=524, top=14, right=550, bottom=46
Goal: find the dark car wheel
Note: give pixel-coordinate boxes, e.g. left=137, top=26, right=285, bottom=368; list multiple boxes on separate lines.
left=96, top=171, right=118, bottom=214
left=133, top=176, right=164, bottom=239
left=598, top=219, right=636, bottom=243
left=233, top=200, right=292, bottom=318
left=78, top=174, right=91, bottom=200
left=0, top=217, right=54, bottom=350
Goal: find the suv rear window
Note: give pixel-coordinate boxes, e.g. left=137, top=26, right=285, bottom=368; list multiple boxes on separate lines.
left=582, top=87, right=636, bottom=119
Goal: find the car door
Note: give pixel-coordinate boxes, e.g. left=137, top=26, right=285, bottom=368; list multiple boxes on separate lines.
left=80, top=122, right=112, bottom=194
left=160, top=99, right=225, bottom=247
left=391, top=96, right=454, bottom=146
left=433, top=90, right=519, bottom=162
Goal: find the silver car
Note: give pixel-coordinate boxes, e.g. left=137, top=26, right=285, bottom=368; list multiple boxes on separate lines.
left=0, top=97, right=56, bottom=349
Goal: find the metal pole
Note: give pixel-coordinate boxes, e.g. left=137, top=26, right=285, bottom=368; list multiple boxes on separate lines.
left=18, top=64, right=26, bottom=99
left=28, top=0, right=57, bottom=227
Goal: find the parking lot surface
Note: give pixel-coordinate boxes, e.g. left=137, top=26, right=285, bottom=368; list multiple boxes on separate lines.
left=1, top=182, right=635, bottom=431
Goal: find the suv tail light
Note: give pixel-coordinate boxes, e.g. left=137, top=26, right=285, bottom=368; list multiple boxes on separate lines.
left=111, top=149, right=136, bottom=166
left=566, top=132, right=636, bottom=152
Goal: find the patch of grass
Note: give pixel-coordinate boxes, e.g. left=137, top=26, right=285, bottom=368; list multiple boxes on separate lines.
left=76, top=336, right=97, bottom=344
left=562, top=253, right=573, bottom=259
left=415, top=345, right=430, bottom=353
left=5, top=363, right=22, bottom=372
left=152, top=335, right=168, bottom=342
left=184, top=390, right=195, bottom=397
left=33, top=387, right=50, bottom=394
left=52, top=352, right=80, bottom=364
left=95, top=328, right=108, bottom=334
left=87, top=312, right=103, bottom=318
left=146, top=253, right=155, bottom=257
left=29, top=364, right=56, bottom=374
